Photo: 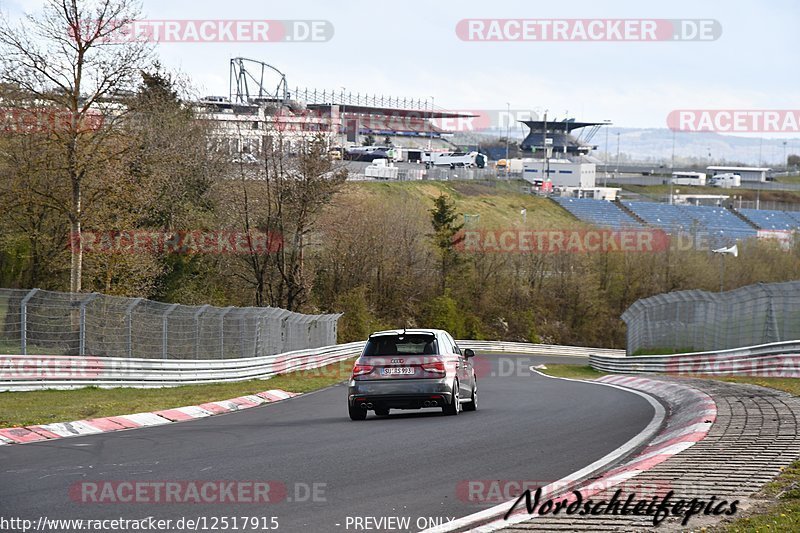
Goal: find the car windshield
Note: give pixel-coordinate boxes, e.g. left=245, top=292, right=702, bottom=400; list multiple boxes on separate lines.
left=363, top=335, right=437, bottom=356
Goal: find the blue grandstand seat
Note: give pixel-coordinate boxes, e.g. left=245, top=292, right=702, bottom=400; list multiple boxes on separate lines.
left=555, top=198, right=760, bottom=247
left=738, top=209, right=800, bottom=231
left=551, top=197, right=641, bottom=229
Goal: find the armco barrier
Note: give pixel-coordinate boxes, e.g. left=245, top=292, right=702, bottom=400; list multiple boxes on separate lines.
left=0, top=340, right=612, bottom=391
left=590, top=340, right=800, bottom=377
left=456, top=340, right=624, bottom=358
left=0, top=342, right=366, bottom=391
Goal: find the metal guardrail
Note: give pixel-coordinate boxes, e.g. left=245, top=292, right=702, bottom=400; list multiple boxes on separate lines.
left=456, top=340, right=623, bottom=358
left=0, top=342, right=366, bottom=392
left=589, top=340, right=800, bottom=377
left=0, top=340, right=614, bottom=391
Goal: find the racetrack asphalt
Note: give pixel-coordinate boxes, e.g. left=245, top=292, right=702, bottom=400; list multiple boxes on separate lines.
left=0, top=354, right=654, bottom=532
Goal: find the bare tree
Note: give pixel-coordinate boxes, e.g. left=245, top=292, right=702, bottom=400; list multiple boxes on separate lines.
left=0, top=0, right=151, bottom=292
left=223, top=126, right=346, bottom=310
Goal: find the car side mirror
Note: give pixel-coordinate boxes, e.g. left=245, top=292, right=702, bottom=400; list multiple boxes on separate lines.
left=463, top=349, right=475, bottom=358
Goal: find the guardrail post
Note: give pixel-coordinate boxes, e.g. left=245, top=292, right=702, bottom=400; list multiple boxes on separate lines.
left=79, top=293, right=100, bottom=356
left=124, top=298, right=143, bottom=358
left=219, top=307, right=234, bottom=358
left=20, top=288, right=39, bottom=355
left=193, top=305, right=210, bottom=358
left=162, top=304, right=179, bottom=359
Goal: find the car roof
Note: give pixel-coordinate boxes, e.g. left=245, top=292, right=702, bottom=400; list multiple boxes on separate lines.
left=368, top=329, right=444, bottom=337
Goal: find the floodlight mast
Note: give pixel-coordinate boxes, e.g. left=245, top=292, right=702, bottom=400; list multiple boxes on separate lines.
left=229, top=58, right=290, bottom=105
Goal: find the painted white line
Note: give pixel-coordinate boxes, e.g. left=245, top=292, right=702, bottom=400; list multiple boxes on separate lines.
left=420, top=369, right=666, bottom=533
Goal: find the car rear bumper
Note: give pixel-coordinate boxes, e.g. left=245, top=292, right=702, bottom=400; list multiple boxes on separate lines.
left=348, top=378, right=455, bottom=408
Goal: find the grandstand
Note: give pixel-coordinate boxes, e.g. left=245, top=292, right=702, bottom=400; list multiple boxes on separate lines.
left=679, top=205, right=758, bottom=244
left=552, top=197, right=642, bottom=229
left=739, top=209, right=800, bottom=231
left=550, top=198, right=800, bottom=247
left=622, top=201, right=757, bottom=244
left=624, top=201, right=694, bottom=233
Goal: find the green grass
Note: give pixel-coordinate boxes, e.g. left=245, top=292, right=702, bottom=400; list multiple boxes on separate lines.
left=0, top=357, right=356, bottom=427
left=353, top=180, right=579, bottom=229
left=774, top=174, right=800, bottom=184
left=536, top=364, right=607, bottom=380
left=707, top=376, right=800, bottom=399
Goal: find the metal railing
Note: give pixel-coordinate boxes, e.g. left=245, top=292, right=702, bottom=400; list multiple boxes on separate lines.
left=0, top=339, right=612, bottom=391
left=0, top=288, right=341, bottom=359
left=622, top=281, right=800, bottom=355
left=456, top=340, right=623, bottom=358
left=0, top=342, right=364, bottom=392
left=590, top=340, right=800, bottom=377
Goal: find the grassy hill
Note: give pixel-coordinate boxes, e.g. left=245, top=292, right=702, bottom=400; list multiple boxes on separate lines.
left=349, top=179, right=578, bottom=229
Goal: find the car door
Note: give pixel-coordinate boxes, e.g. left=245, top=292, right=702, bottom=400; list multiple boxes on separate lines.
left=448, top=333, right=472, bottom=397
left=438, top=333, right=459, bottom=386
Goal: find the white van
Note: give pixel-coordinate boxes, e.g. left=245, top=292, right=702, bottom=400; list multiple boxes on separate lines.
left=709, top=173, right=741, bottom=188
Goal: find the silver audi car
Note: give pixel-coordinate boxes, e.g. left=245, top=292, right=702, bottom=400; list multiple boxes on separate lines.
left=347, top=329, right=477, bottom=420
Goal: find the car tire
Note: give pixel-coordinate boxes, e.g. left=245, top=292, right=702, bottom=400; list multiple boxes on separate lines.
left=464, top=379, right=477, bottom=412
left=442, top=380, right=460, bottom=416
left=375, top=407, right=389, bottom=416
left=349, top=404, right=367, bottom=421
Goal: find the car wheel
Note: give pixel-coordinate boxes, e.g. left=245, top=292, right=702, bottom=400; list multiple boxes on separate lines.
left=442, top=380, right=460, bottom=416
left=375, top=407, right=389, bottom=416
left=464, top=379, right=478, bottom=412
left=349, top=403, right=367, bottom=421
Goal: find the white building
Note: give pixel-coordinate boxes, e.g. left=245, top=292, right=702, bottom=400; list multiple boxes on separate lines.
left=707, top=166, right=771, bottom=183
left=522, top=158, right=596, bottom=188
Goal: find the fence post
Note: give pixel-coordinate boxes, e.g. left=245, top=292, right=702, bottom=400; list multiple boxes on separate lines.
left=20, top=288, right=39, bottom=355
left=124, top=298, right=142, bottom=358
left=219, top=307, right=234, bottom=359
left=255, top=309, right=271, bottom=358
left=240, top=309, right=247, bottom=358
left=79, top=293, right=100, bottom=356
left=162, top=304, right=179, bottom=359
left=193, top=305, right=210, bottom=358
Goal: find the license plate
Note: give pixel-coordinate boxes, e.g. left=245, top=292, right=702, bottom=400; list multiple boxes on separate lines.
left=382, top=367, right=414, bottom=376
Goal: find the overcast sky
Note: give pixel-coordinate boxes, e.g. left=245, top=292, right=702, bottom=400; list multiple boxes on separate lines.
left=3, top=0, right=798, bottom=134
